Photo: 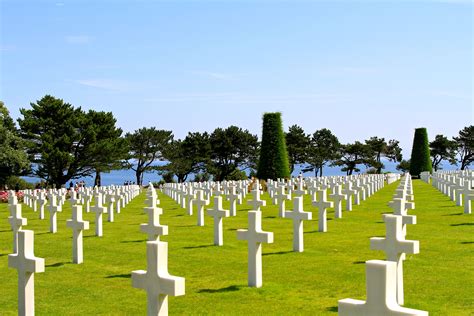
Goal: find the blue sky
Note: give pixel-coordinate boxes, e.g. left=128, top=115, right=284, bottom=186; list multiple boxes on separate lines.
left=0, top=0, right=472, bottom=158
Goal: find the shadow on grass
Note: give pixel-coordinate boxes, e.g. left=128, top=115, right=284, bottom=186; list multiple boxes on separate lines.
left=0, top=253, right=9, bottom=257
left=326, top=306, right=338, bottom=313
left=353, top=261, right=365, bottom=265
left=198, top=285, right=242, bottom=293
left=177, top=225, right=196, bottom=228
left=83, top=235, right=97, bottom=238
left=451, top=223, right=474, bottom=227
left=228, top=228, right=238, bottom=231
left=174, top=214, right=184, bottom=217
left=46, top=262, right=70, bottom=268
left=263, top=251, right=293, bottom=256
left=0, top=230, right=12, bottom=233
left=183, top=244, right=214, bottom=249
left=121, top=239, right=146, bottom=243
left=460, top=241, right=474, bottom=244
left=106, top=273, right=131, bottom=279
left=442, top=212, right=464, bottom=216
left=35, top=232, right=51, bottom=235
left=265, top=216, right=277, bottom=219
left=304, top=231, right=319, bottom=234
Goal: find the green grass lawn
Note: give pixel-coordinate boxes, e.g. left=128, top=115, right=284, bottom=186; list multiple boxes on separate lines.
left=0, top=180, right=473, bottom=315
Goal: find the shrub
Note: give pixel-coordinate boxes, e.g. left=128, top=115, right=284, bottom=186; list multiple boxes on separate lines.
left=256, top=112, right=290, bottom=180
left=409, top=128, right=432, bottom=177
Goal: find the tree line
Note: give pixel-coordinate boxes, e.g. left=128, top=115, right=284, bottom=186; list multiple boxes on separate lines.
left=0, top=96, right=472, bottom=188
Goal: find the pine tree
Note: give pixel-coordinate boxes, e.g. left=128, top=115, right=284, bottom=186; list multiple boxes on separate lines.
left=409, top=128, right=432, bottom=177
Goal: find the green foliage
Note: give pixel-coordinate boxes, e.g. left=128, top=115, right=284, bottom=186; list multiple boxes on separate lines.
left=125, top=127, right=173, bottom=186
left=209, top=126, right=258, bottom=181
left=304, top=128, right=340, bottom=177
left=364, top=137, right=403, bottom=174
left=161, top=132, right=211, bottom=183
left=409, top=128, right=432, bottom=177
left=257, top=113, right=290, bottom=180
left=18, top=96, right=125, bottom=188
left=452, top=125, right=474, bottom=170
left=227, top=168, right=248, bottom=181
left=0, top=101, right=30, bottom=186
left=396, top=159, right=411, bottom=173
left=4, top=176, right=35, bottom=190
left=429, top=134, right=457, bottom=171
left=285, top=125, right=310, bottom=174
left=332, top=141, right=368, bottom=175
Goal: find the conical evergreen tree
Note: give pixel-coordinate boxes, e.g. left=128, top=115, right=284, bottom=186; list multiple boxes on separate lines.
left=257, top=112, right=290, bottom=180
left=409, top=127, right=432, bottom=177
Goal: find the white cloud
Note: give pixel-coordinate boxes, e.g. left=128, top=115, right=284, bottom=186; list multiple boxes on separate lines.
left=65, top=35, right=92, bottom=44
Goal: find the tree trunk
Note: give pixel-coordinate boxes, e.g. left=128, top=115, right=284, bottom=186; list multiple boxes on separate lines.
left=136, top=170, right=142, bottom=186
left=319, top=166, right=323, bottom=177
left=94, top=170, right=102, bottom=187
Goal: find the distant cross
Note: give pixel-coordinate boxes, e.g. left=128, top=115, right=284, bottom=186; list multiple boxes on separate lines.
left=66, top=204, right=90, bottom=264
left=312, top=189, right=334, bottom=232
left=91, top=193, right=107, bottom=237
left=213, top=183, right=224, bottom=197
left=8, top=230, right=45, bottom=316
left=207, top=196, right=230, bottom=246
left=185, top=187, right=195, bottom=216
left=293, top=180, right=306, bottom=198
left=37, top=191, right=47, bottom=219
left=343, top=182, right=357, bottom=211
left=132, top=241, right=185, bottom=316
left=338, top=260, right=428, bottom=316
left=248, top=186, right=266, bottom=211
left=48, top=195, right=62, bottom=233
left=237, top=211, right=273, bottom=287
left=226, top=186, right=239, bottom=216
left=285, top=197, right=312, bottom=252
left=329, top=185, right=345, bottom=219
left=370, top=214, right=419, bottom=305
left=192, top=190, right=209, bottom=227
left=460, top=179, right=473, bottom=214
left=106, top=191, right=116, bottom=222
left=141, top=205, right=168, bottom=241
left=70, top=190, right=81, bottom=207
left=274, top=185, right=291, bottom=218
left=9, top=202, right=27, bottom=253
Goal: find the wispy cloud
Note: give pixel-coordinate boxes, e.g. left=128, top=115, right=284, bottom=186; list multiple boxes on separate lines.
left=144, top=93, right=346, bottom=104
left=192, top=71, right=235, bottom=80
left=74, top=79, right=135, bottom=91
left=65, top=35, right=92, bottom=44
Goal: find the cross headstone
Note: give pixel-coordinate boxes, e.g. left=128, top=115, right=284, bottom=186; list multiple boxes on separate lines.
left=248, top=185, right=266, bottom=211
left=192, top=190, right=209, bottom=227
left=237, top=211, right=274, bottom=287
left=370, top=214, right=419, bottom=305
left=312, top=189, right=334, bottom=232
left=274, top=185, right=291, bottom=218
left=226, top=186, right=239, bottom=216
left=70, top=190, right=81, bottom=207
left=37, top=191, right=47, bottom=219
left=185, top=187, right=195, bottom=216
left=338, top=260, right=428, bottom=316
left=132, top=241, right=185, bottom=316
left=106, top=192, right=116, bottom=222
left=9, top=202, right=27, bottom=253
left=293, top=180, right=306, bottom=197
left=141, top=205, right=168, bottom=241
left=343, top=182, right=357, bottom=211
left=66, top=204, right=90, bottom=264
left=329, top=185, right=345, bottom=219
left=8, top=230, right=45, bottom=316
left=48, top=195, right=62, bottom=233
left=91, top=193, right=107, bottom=237
left=207, top=196, right=230, bottom=246
left=460, top=179, right=473, bottom=214
left=284, top=197, right=312, bottom=252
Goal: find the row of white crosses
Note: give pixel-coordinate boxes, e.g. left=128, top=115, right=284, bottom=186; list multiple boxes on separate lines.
left=6, top=185, right=141, bottom=315
left=338, top=173, right=428, bottom=315
left=430, top=170, right=473, bottom=214
left=132, top=184, right=185, bottom=316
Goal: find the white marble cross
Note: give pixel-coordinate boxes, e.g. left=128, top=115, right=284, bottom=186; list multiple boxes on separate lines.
left=237, top=211, right=274, bottom=287
left=91, top=193, right=107, bottom=237
left=293, top=180, right=307, bottom=197
left=185, top=187, right=195, bottom=216
left=343, top=182, right=357, bottom=211
left=66, top=204, right=90, bottom=264
left=141, top=205, right=168, bottom=241
left=48, top=195, right=62, bottom=233
left=37, top=192, right=47, bottom=219
left=207, top=196, right=230, bottom=246
left=192, top=190, right=209, bottom=227
left=9, top=202, right=27, bottom=253
left=460, top=179, right=473, bottom=214
left=285, top=197, right=312, bottom=252
left=226, top=186, right=239, bottom=216
left=370, top=214, right=419, bottom=305
left=338, top=260, right=428, bottom=316
left=329, top=185, right=345, bottom=219
left=8, top=230, right=45, bottom=316
left=274, top=185, right=291, bottom=218
left=69, top=190, right=81, bottom=207
left=312, top=189, right=334, bottom=232
left=132, top=241, right=185, bottom=316
left=248, top=186, right=266, bottom=211
left=106, top=192, right=116, bottom=222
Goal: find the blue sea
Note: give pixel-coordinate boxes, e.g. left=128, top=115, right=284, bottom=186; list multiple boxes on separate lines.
left=21, top=160, right=457, bottom=187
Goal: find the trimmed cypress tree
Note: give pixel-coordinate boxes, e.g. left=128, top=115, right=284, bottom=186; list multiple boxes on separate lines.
left=257, top=112, right=290, bottom=180
left=409, top=127, right=432, bottom=177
